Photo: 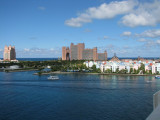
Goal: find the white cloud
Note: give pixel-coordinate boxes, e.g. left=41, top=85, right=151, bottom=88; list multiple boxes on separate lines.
left=65, top=14, right=91, bottom=27
left=121, top=0, right=160, bottom=27
left=156, top=40, right=160, bottom=44
left=103, top=36, right=108, bottom=39
left=65, top=0, right=160, bottom=27
left=137, top=38, right=160, bottom=48
left=50, top=48, right=54, bottom=51
left=38, top=6, right=46, bottom=10
left=17, top=47, right=61, bottom=58
left=24, top=48, right=45, bottom=53
left=0, top=49, right=3, bottom=58
left=24, top=48, right=30, bottom=52
left=35, top=49, right=41, bottom=52
left=123, top=45, right=129, bottom=49
left=84, top=29, right=92, bottom=32
left=136, top=29, right=160, bottom=38
left=65, top=0, right=137, bottom=27
left=118, top=49, right=128, bottom=54
left=98, top=35, right=109, bottom=40
left=144, top=40, right=156, bottom=49
left=137, top=38, right=147, bottom=42
left=122, top=31, right=132, bottom=36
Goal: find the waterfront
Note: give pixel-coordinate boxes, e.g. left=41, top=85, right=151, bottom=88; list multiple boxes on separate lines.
left=1, top=57, right=160, bottom=61
left=0, top=71, right=160, bottom=120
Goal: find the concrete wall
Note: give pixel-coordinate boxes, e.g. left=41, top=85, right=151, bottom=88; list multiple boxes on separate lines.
left=146, top=90, right=160, bottom=120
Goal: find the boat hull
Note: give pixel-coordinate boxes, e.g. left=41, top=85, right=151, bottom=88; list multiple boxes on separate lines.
left=155, top=76, right=160, bottom=79
left=47, top=76, right=59, bottom=80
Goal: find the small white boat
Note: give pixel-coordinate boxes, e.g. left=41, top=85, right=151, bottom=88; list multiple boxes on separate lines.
left=146, top=81, right=153, bottom=83
left=47, top=75, right=59, bottom=80
left=155, top=75, right=160, bottom=79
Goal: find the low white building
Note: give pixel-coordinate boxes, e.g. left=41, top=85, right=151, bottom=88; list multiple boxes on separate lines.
left=9, top=65, right=19, bottom=69
left=84, top=60, right=160, bottom=74
left=152, top=63, right=160, bottom=74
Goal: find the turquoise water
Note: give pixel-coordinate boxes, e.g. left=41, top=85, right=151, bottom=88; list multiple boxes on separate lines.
left=0, top=71, right=160, bottom=120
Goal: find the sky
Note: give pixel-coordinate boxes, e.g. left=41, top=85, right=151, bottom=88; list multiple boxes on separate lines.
left=0, top=0, right=160, bottom=58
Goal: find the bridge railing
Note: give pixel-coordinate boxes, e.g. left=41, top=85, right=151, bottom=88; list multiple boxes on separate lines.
left=153, top=90, right=160, bottom=109
left=146, top=90, right=160, bottom=120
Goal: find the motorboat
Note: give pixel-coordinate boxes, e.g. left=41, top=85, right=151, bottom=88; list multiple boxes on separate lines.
left=155, top=75, right=160, bottom=79
left=47, top=75, right=59, bottom=80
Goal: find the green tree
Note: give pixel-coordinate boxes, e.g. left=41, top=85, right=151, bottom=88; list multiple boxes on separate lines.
left=105, top=69, right=112, bottom=73
left=116, top=68, right=119, bottom=73
left=130, top=68, right=133, bottom=74
left=139, top=63, right=145, bottom=74
left=134, top=69, right=137, bottom=74
left=97, top=68, right=101, bottom=73
left=119, top=69, right=127, bottom=74
left=91, top=65, right=97, bottom=72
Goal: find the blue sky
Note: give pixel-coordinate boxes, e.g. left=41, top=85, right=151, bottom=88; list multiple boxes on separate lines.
left=0, top=0, right=160, bottom=58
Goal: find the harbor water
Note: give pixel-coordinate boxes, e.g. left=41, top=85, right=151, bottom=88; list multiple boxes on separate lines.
left=0, top=71, right=160, bottom=120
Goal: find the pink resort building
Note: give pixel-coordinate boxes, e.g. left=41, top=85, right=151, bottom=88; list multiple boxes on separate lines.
left=3, top=45, right=16, bottom=61
left=62, top=43, right=107, bottom=61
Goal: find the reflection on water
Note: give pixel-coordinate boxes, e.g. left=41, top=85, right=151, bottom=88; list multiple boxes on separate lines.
left=99, top=74, right=158, bottom=83
left=0, top=71, right=160, bottom=120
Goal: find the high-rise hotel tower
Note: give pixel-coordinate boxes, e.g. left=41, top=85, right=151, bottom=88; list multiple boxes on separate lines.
left=3, top=45, right=16, bottom=61
left=62, top=43, right=107, bottom=61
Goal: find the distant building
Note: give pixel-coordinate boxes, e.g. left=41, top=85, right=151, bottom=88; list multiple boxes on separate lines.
left=137, top=56, right=145, bottom=61
left=3, top=45, right=16, bottom=61
left=110, top=53, right=120, bottom=62
left=62, top=43, right=107, bottom=61
left=98, top=51, right=107, bottom=61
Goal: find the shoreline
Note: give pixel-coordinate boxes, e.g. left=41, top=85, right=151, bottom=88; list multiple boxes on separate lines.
left=0, top=69, right=157, bottom=76
left=0, top=69, right=38, bottom=72
left=33, top=71, right=157, bottom=76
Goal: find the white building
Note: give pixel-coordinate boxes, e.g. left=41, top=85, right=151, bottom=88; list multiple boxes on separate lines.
left=84, top=60, right=160, bottom=74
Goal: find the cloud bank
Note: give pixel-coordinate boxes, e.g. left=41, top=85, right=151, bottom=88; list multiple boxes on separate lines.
left=15, top=48, right=61, bottom=58
left=136, top=29, right=160, bottom=38
left=65, top=0, right=160, bottom=27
